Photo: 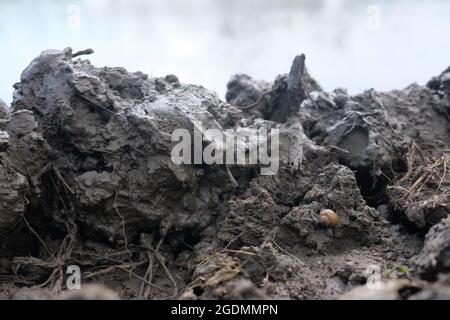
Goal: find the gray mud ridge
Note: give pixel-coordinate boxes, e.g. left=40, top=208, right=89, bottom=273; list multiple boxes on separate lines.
left=0, top=48, right=449, bottom=300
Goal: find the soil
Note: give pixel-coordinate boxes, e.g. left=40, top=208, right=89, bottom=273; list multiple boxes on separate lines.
left=0, top=48, right=449, bottom=300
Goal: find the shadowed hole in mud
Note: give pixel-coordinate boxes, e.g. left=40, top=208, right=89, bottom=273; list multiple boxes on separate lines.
left=354, top=168, right=391, bottom=208
left=193, top=286, right=205, bottom=296
left=0, top=222, right=41, bottom=258
left=353, top=155, right=408, bottom=209
left=167, top=230, right=202, bottom=254
left=353, top=156, right=420, bottom=231
left=306, top=128, right=321, bottom=141
left=3, top=202, right=70, bottom=259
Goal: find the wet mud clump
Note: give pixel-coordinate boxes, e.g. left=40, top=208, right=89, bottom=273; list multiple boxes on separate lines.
left=0, top=48, right=449, bottom=299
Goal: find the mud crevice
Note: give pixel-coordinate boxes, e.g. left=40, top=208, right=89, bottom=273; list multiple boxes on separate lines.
left=354, top=167, right=390, bottom=208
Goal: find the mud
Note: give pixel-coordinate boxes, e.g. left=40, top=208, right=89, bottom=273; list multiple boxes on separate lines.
left=0, top=99, right=9, bottom=119
left=0, top=48, right=449, bottom=300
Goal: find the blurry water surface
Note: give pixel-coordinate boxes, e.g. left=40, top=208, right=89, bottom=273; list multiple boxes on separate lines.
left=0, top=0, right=449, bottom=104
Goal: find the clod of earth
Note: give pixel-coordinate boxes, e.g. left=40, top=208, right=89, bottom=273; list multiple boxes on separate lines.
left=0, top=48, right=449, bottom=299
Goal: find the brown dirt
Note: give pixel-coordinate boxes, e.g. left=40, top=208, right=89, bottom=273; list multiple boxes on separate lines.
left=0, top=48, right=449, bottom=300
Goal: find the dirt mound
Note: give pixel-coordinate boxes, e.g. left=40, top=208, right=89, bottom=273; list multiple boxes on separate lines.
left=0, top=48, right=449, bottom=299
left=0, top=99, right=8, bottom=119
left=412, top=216, right=450, bottom=280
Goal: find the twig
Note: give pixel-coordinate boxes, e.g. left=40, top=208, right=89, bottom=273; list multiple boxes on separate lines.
left=54, top=168, right=75, bottom=194
left=138, top=252, right=154, bottom=299
left=158, top=257, right=178, bottom=299
left=223, top=249, right=257, bottom=256
left=328, top=145, right=349, bottom=154
left=141, top=236, right=178, bottom=299
left=72, top=48, right=94, bottom=58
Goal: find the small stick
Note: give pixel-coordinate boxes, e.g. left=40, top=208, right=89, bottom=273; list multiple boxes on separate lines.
left=72, top=48, right=94, bottom=58
left=223, top=249, right=257, bottom=256
left=138, top=252, right=154, bottom=299
left=328, top=145, right=349, bottom=154
left=140, top=234, right=178, bottom=299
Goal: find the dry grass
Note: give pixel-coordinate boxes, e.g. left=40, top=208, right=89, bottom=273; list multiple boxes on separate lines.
left=388, top=143, right=449, bottom=208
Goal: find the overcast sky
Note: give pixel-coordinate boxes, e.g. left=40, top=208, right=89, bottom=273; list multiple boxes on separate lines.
left=1, top=0, right=449, bottom=104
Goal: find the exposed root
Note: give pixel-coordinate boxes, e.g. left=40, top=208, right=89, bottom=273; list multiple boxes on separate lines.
left=54, top=167, right=75, bottom=195
left=140, top=233, right=178, bottom=299
left=138, top=251, right=154, bottom=299
left=113, top=186, right=131, bottom=255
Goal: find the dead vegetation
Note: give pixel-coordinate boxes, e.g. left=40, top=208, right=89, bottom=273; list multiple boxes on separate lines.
left=389, top=143, right=449, bottom=206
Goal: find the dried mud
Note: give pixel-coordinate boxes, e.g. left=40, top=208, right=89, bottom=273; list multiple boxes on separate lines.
left=0, top=48, right=449, bottom=300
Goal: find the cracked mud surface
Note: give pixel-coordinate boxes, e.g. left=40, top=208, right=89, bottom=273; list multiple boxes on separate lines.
left=0, top=48, right=449, bottom=300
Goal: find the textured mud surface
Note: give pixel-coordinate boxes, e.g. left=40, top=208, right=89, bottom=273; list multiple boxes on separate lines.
left=0, top=48, right=449, bottom=300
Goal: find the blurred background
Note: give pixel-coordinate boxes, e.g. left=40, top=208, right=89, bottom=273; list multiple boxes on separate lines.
left=0, top=0, right=449, bottom=104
